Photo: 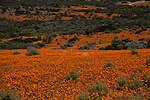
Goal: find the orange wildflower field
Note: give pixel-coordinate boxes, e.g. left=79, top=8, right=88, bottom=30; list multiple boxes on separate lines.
left=0, top=49, right=150, bottom=99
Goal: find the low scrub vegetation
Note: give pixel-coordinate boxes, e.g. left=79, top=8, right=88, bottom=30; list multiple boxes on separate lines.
left=65, top=71, right=78, bottom=81
left=0, top=90, right=21, bottom=100
left=104, top=61, right=115, bottom=68
left=78, top=81, right=109, bottom=100
left=146, top=58, right=150, bottom=66
left=12, top=51, right=22, bottom=55
left=116, top=73, right=150, bottom=90
left=116, top=77, right=128, bottom=87
left=26, top=47, right=40, bottom=56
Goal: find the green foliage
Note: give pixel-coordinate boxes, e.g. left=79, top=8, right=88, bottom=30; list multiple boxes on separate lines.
left=26, top=47, right=40, bottom=56
left=143, top=74, right=150, bottom=87
left=77, top=92, right=90, bottom=100
left=50, top=33, right=57, bottom=38
left=116, top=77, right=128, bottom=87
left=9, top=37, right=41, bottom=43
left=105, top=45, right=116, bottom=50
left=0, top=41, right=45, bottom=50
left=64, top=42, right=73, bottom=47
left=65, top=71, right=78, bottom=81
left=126, top=42, right=138, bottom=50
left=113, top=36, right=118, bottom=40
left=147, top=39, right=150, bottom=48
left=78, top=43, right=96, bottom=50
left=133, top=68, right=142, bottom=73
left=60, top=42, right=73, bottom=50
left=116, top=73, right=150, bottom=90
left=12, top=51, right=22, bottom=55
left=85, top=81, right=109, bottom=99
left=60, top=44, right=67, bottom=50
left=68, top=36, right=79, bottom=44
left=146, top=58, right=150, bottom=66
left=116, top=44, right=124, bottom=50
left=115, top=95, right=142, bottom=100
left=0, top=90, right=21, bottom=100
left=0, top=42, right=31, bottom=49
left=104, top=61, right=115, bottom=68
left=98, top=46, right=106, bottom=50
left=128, top=80, right=143, bottom=90
left=128, top=95, right=142, bottom=100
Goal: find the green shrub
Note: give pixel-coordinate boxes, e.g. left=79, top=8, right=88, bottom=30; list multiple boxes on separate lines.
left=65, top=71, right=78, bottom=81
left=147, top=40, right=150, bottom=48
left=78, top=43, right=96, bottom=50
left=105, top=45, right=116, bottom=50
left=115, top=95, right=142, bottom=100
left=114, top=36, right=118, bottom=40
left=26, top=47, right=40, bottom=56
left=116, top=77, right=128, bottom=87
left=0, top=42, right=33, bottom=49
left=143, top=74, right=150, bottom=87
left=60, top=44, right=67, bottom=50
left=12, top=51, right=22, bottom=55
left=0, top=90, right=21, bottom=100
left=64, top=42, right=73, bottom=47
left=104, top=61, right=115, bottom=68
left=9, top=37, right=41, bottom=43
left=98, top=46, right=106, bottom=50
left=60, top=42, right=73, bottom=50
left=87, top=81, right=109, bottom=98
left=68, top=36, right=79, bottom=44
left=125, top=42, right=138, bottom=50
left=128, top=80, right=143, bottom=90
left=77, top=92, right=90, bottom=100
left=34, top=42, right=45, bottom=49
left=50, top=33, right=57, bottom=37
left=133, top=68, right=142, bottom=73
left=116, top=44, right=124, bottom=50
left=146, top=58, right=150, bottom=66
left=128, top=95, right=142, bottom=100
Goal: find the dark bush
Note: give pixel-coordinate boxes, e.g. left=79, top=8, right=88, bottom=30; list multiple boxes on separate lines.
left=87, top=81, right=109, bottom=98
left=116, top=44, right=124, bottom=50
left=77, top=92, right=90, bottom=100
left=105, top=45, right=116, bottom=50
left=98, top=46, right=106, bottom=50
left=146, top=58, right=150, bottom=66
left=117, top=77, right=128, bottom=87
left=0, top=41, right=44, bottom=50
left=34, top=42, right=46, bottom=49
left=147, top=39, right=150, bottom=48
left=26, top=47, right=40, bottom=56
left=104, top=61, right=115, bottom=68
left=65, top=71, right=78, bottom=81
left=133, top=68, right=142, bottom=73
left=125, top=42, right=138, bottom=50
left=9, top=37, right=41, bottom=43
left=12, top=51, right=22, bottom=55
left=128, top=80, right=143, bottom=90
left=60, top=42, right=73, bottom=50
left=114, top=36, right=118, bottom=40
left=78, top=43, right=96, bottom=50
left=68, top=36, right=79, bottom=44
left=0, top=90, right=21, bottom=100
left=0, top=42, right=33, bottom=49
left=143, top=74, right=150, bottom=87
